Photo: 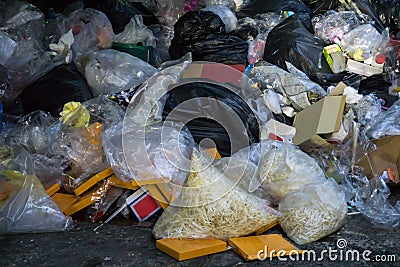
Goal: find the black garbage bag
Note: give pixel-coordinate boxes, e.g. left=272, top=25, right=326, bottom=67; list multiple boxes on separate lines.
left=302, top=0, right=339, bottom=15
left=237, top=0, right=312, bottom=26
left=162, top=82, right=260, bottom=157
left=351, top=0, right=386, bottom=33
left=169, top=10, right=248, bottom=65
left=264, top=15, right=347, bottom=87
left=359, top=74, right=399, bottom=108
left=84, top=0, right=158, bottom=33
left=18, top=64, right=93, bottom=117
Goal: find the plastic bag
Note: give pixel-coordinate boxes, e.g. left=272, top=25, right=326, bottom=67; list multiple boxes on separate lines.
left=18, top=63, right=93, bottom=117
left=152, top=0, right=185, bottom=27
left=0, top=0, right=43, bottom=27
left=237, top=0, right=311, bottom=23
left=51, top=97, right=124, bottom=189
left=76, top=49, right=158, bottom=97
left=355, top=95, right=382, bottom=126
left=68, top=8, right=114, bottom=57
left=110, top=15, right=156, bottom=47
left=258, top=142, right=326, bottom=203
left=148, top=24, right=174, bottom=62
left=365, top=100, right=400, bottom=139
left=279, top=179, right=347, bottom=244
left=169, top=10, right=248, bottom=64
left=249, top=63, right=326, bottom=111
left=153, top=148, right=280, bottom=240
left=202, top=4, right=238, bottom=33
left=302, top=0, right=338, bottom=15
left=0, top=32, right=17, bottom=66
left=84, top=0, right=158, bottom=34
left=0, top=169, right=73, bottom=234
left=352, top=175, right=400, bottom=228
left=340, top=24, right=388, bottom=61
left=312, top=11, right=363, bottom=43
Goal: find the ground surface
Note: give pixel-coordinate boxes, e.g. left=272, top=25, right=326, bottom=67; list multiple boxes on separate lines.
left=1, top=190, right=399, bottom=267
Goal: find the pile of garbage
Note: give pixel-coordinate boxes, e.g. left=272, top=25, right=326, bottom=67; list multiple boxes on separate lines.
left=1, top=0, right=400, bottom=261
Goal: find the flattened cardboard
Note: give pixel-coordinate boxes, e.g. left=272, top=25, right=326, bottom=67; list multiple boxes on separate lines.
left=156, top=238, right=227, bottom=261
left=255, top=220, right=279, bottom=235
left=228, top=234, right=302, bottom=261
left=46, top=183, right=61, bottom=196
left=73, top=168, right=114, bottom=196
left=357, top=135, right=400, bottom=181
left=293, top=95, right=346, bottom=145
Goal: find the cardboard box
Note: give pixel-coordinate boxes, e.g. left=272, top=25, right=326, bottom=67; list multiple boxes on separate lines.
left=156, top=239, right=227, bottom=261
left=293, top=83, right=346, bottom=145
left=357, top=135, right=400, bottom=182
left=346, top=59, right=383, bottom=77
left=228, top=234, right=302, bottom=261
left=51, top=193, right=79, bottom=213
left=46, top=183, right=61, bottom=196
left=255, top=221, right=279, bottom=235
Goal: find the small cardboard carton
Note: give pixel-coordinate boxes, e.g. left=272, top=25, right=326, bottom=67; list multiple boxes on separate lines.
left=357, top=135, right=400, bottom=182
left=156, top=238, right=227, bottom=261
left=293, top=82, right=346, bottom=146
left=228, top=234, right=303, bottom=261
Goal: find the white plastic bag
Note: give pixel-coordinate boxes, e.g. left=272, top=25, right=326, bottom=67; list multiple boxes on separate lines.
left=279, top=179, right=347, bottom=244
left=259, top=142, right=326, bottom=202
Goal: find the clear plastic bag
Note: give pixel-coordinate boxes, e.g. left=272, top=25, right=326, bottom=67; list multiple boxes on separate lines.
left=0, top=32, right=17, bottom=66
left=153, top=148, right=280, bottom=240
left=68, top=8, right=115, bottom=58
left=0, top=169, right=73, bottom=234
left=279, top=178, right=347, bottom=244
left=365, top=100, right=400, bottom=139
left=352, top=175, right=400, bottom=229
left=340, top=24, right=388, bottom=61
left=259, top=142, right=326, bottom=203
left=312, top=11, right=363, bottom=43
left=110, top=15, right=156, bottom=47
left=0, top=0, right=43, bottom=27
left=76, top=49, right=158, bottom=97
left=202, top=4, right=238, bottom=33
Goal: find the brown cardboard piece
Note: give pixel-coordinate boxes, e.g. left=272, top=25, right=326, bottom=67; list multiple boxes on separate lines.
left=293, top=82, right=346, bottom=145
left=357, top=135, right=400, bottom=182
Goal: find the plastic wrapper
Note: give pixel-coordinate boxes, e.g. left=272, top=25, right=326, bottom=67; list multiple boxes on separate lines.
left=153, top=149, right=280, bottom=240
left=264, top=15, right=347, bottom=88
left=312, top=11, right=363, bottom=43
left=258, top=142, right=326, bottom=203
left=87, top=186, right=124, bottom=222
left=279, top=179, right=348, bottom=244
left=202, top=4, right=238, bottom=33
left=247, top=33, right=266, bottom=65
left=68, top=8, right=114, bottom=58
left=0, top=170, right=73, bottom=234
left=169, top=10, right=248, bottom=65
left=18, top=63, right=93, bottom=117
left=352, top=175, right=400, bottom=228
left=365, top=100, right=400, bottom=139
left=355, top=95, right=382, bottom=126
left=110, top=15, right=156, bottom=47
left=0, top=31, right=17, bottom=66
left=76, top=49, right=158, bottom=97
left=340, top=24, right=389, bottom=61
left=84, top=0, right=158, bottom=34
